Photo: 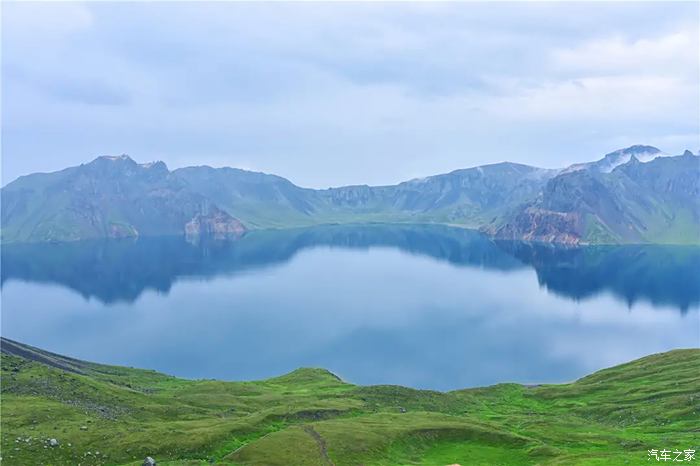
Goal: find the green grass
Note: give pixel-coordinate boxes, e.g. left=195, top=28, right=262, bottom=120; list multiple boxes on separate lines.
left=1, top=339, right=698, bottom=465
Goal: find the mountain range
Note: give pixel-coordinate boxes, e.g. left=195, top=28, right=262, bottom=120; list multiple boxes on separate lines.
left=2, top=145, right=698, bottom=244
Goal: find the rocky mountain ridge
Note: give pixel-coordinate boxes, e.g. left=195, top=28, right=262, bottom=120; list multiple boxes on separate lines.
left=2, top=146, right=698, bottom=244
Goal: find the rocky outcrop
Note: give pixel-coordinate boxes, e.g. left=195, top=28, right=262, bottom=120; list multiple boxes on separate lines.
left=185, top=207, right=246, bottom=239
left=490, top=207, right=584, bottom=244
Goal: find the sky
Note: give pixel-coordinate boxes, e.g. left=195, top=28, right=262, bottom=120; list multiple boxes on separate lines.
left=2, top=2, right=699, bottom=188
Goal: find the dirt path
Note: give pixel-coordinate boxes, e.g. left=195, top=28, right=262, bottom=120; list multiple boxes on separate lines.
left=303, top=425, right=335, bottom=466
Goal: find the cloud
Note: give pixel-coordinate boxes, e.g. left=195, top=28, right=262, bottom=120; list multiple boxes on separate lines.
left=551, top=30, right=698, bottom=75
left=484, top=75, right=697, bottom=122
left=1, top=2, right=698, bottom=187
left=1, top=2, right=93, bottom=46
left=49, top=78, right=131, bottom=106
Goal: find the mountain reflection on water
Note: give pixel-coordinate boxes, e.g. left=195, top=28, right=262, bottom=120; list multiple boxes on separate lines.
left=2, top=223, right=699, bottom=312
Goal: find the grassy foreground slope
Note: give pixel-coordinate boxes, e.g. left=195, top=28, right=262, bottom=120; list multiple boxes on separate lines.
left=1, top=338, right=698, bottom=466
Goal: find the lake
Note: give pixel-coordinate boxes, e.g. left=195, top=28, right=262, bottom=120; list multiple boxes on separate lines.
left=1, top=224, right=698, bottom=391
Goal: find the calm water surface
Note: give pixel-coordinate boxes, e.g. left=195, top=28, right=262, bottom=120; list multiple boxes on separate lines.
left=2, top=224, right=698, bottom=390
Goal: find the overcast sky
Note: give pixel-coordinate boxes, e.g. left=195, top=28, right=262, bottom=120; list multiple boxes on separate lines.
left=2, top=2, right=698, bottom=188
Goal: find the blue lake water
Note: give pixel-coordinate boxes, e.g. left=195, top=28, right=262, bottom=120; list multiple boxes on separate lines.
left=1, top=224, right=698, bottom=391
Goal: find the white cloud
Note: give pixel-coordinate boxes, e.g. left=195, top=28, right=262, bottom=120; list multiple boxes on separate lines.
left=479, top=27, right=699, bottom=124
left=484, top=75, right=697, bottom=122
left=1, top=2, right=698, bottom=186
left=2, top=2, right=93, bottom=46
left=551, top=30, right=698, bottom=75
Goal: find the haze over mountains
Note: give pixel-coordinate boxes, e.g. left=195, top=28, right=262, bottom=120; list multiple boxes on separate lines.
left=2, top=145, right=698, bottom=244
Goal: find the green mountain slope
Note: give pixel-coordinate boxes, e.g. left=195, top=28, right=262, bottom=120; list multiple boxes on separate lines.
left=315, top=162, right=558, bottom=227
left=173, top=161, right=558, bottom=228
left=173, top=166, right=319, bottom=228
left=490, top=151, right=700, bottom=244
left=2, top=147, right=698, bottom=244
left=1, top=156, right=245, bottom=242
left=0, top=158, right=559, bottom=240
left=1, top=338, right=698, bottom=465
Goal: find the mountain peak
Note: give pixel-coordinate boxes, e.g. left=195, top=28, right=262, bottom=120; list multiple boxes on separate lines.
left=96, top=154, right=135, bottom=162
left=683, top=150, right=694, bottom=157
left=605, top=145, right=661, bottom=158
left=90, top=154, right=138, bottom=167
left=561, top=145, right=663, bottom=175
left=87, top=155, right=170, bottom=173
left=595, top=145, right=662, bottom=173
left=140, top=160, right=169, bottom=172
